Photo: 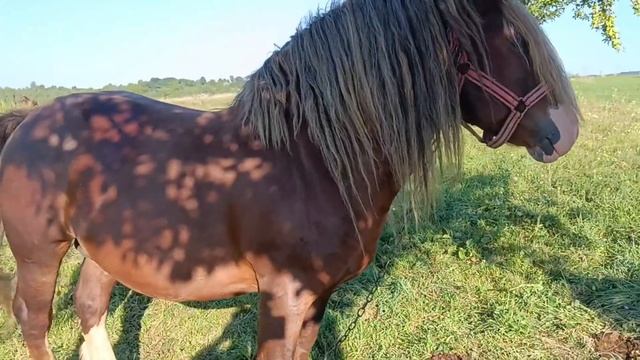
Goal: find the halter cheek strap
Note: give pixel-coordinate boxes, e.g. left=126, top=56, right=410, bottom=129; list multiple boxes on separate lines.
left=450, top=36, right=550, bottom=149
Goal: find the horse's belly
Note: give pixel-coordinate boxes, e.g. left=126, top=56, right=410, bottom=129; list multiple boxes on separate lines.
left=79, top=239, right=259, bottom=302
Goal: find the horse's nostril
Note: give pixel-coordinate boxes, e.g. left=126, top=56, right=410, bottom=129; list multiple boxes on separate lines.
left=540, top=137, right=555, bottom=156
left=546, top=119, right=562, bottom=144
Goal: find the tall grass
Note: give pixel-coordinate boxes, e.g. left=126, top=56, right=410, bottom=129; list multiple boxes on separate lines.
left=0, top=100, right=11, bottom=113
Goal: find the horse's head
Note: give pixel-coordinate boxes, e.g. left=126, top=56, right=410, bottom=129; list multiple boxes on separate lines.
left=458, top=0, right=580, bottom=163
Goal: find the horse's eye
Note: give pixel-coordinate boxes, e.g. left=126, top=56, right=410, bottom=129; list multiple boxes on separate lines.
left=509, top=35, right=523, bottom=49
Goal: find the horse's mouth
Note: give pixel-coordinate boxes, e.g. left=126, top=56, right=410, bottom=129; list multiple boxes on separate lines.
left=527, top=105, right=579, bottom=164
left=527, top=144, right=560, bottom=163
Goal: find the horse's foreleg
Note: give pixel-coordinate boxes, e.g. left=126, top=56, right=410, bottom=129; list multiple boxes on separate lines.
left=293, top=292, right=332, bottom=360
left=256, top=276, right=318, bottom=360
left=74, top=257, right=117, bottom=360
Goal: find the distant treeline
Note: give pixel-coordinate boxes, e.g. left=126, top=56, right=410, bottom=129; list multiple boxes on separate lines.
left=616, top=71, right=640, bottom=77
left=574, top=71, right=640, bottom=78
left=0, top=76, right=247, bottom=109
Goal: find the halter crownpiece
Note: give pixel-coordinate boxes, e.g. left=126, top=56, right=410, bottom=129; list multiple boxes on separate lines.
left=449, top=34, right=550, bottom=149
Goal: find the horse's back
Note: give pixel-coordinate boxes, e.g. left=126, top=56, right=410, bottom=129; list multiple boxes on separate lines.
left=0, top=91, right=358, bottom=302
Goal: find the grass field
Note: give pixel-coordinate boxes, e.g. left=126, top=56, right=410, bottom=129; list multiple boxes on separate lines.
left=0, top=76, right=639, bottom=359
left=161, top=93, right=237, bottom=111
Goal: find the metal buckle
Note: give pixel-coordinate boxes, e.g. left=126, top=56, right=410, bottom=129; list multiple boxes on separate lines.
left=514, top=99, right=527, bottom=113
left=457, top=62, right=471, bottom=75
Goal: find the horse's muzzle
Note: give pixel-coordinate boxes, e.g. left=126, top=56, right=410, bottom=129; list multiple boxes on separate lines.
left=527, top=104, right=579, bottom=163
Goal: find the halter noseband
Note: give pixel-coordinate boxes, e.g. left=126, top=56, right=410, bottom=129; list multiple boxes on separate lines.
left=450, top=36, right=550, bottom=149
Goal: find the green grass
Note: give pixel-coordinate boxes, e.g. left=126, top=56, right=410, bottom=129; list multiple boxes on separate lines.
left=162, top=93, right=237, bottom=111
left=1, top=76, right=639, bottom=359
left=0, top=100, right=12, bottom=114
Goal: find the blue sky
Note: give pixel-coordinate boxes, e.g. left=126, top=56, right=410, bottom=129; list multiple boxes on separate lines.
left=0, top=0, right=638, bottom=89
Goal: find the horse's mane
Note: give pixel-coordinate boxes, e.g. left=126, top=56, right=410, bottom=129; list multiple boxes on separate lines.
left=234, top=0, right=577, bottom=218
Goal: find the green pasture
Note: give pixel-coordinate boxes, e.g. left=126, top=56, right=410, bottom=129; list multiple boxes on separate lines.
left=1, top=76, right=639, bottom=359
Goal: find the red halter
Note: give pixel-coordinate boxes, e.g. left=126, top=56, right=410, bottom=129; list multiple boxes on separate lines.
left=450, top=36, right=550, bottom=148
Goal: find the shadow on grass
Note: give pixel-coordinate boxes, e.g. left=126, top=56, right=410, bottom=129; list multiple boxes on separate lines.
left=564, top=275, right=640, bottom=333
left=112, top=286, right=152, bottom=360
left=428, top=170, right=640, bottom=334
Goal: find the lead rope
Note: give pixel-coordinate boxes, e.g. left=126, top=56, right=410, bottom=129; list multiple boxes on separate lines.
left=322, top=259, right=390, bottom=359
left=461, top=122, right=484, bottom=143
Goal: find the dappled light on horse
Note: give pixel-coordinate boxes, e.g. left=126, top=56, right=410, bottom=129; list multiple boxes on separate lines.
left=0, top=0, right=580, bottom=359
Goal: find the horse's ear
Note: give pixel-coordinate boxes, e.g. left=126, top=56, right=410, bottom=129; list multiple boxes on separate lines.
left=473, top=0, right=504, bottom=18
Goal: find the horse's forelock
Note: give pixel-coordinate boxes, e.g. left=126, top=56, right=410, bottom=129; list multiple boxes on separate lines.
left=501, top=0, right=580, bottom=117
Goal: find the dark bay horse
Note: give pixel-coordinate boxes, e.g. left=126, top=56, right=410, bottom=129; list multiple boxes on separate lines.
left=0, top=0, right=580, bottom=359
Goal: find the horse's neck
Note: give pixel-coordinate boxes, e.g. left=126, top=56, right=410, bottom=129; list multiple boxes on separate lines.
left=289, top=124, right=399, bottom=253
left=331, top=155, right=399, bottom=262
left=295, top=128, right=400, bottom=223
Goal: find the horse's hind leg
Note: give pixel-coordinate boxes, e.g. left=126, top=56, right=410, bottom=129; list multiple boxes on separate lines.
left=0, top=272, right=17, bottom=333
left=8, top=231, right=70, bottom=360
left=74, top=257, right=117, bottom=360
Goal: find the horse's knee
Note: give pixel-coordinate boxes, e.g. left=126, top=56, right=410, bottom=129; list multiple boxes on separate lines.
left=12, top=294, right=51, bottom=344
left=74, top=289, right=105, bottom=330
left=74, top=286, right=109, bottom=333
left=74, top=259, right=115, bottom=332
left=12, top=294, right=28, bottom=327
